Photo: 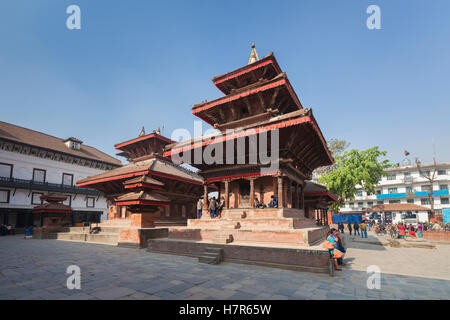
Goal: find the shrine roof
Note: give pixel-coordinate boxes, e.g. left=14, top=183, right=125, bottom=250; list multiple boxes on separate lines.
left=77, top=157, right=203, bottom=187
left=32, top=202, right=72, bottom=214
left=123, top=175, right=165, bottom=186
left=114, top=133, right=174, bottom=151
left=40, top=193, right=68, bottom=202
left=212, top=52, right=282, bottom=94
left=191, top=73, right=302, bottom=123
left=364, top=203, right=430, bottom=212
left=115, top=190, right=170, bottom=203
left=304, top=182, right=338, bottom=202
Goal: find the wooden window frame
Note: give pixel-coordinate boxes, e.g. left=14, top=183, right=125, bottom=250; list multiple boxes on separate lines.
left=62, top=173, right=74, bottom=186
left=0, top=162, right=13, bottom=179
left=31, top=192, right=44, bottom=205
left=86, top=197, right=95, bottom=208
left=0, top=189, right=10, bottom=203
left=64, top=194, right=72, bottom=207
left=32, top=168, right=46, bottom=183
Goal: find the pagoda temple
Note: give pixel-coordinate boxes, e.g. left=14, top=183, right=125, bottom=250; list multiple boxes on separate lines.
left=149, top=46, right=336, bottom=273
left=76, top=128, right=204, bottom=247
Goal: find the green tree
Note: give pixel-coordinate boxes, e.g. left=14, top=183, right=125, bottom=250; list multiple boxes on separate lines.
left=314, top=139, right=350, bottom=177
left=318, top=146, right=390, bottom=211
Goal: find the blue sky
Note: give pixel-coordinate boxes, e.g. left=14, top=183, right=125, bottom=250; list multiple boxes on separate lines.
left=1, top=0, right=449, bottom=164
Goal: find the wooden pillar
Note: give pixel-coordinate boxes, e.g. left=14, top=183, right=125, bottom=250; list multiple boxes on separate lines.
left=300, top=183, right=304, bottom=209
left=249, top=178, right=255, bottom=208
left=203, top=184, right=208, bottom=214
left=224, top=180, right=229, bottom=209
left=288, top=179, right=293, bottom=208
left=277, top=176, right=283, bottom=208
left=295, top=182, right=299, bottom=209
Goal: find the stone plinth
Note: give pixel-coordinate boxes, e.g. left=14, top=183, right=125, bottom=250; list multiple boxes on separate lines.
left=130, top=212, right=159, bottom=228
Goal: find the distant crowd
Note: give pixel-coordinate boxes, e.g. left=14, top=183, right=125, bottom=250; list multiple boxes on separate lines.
left=196, top=195, right=280, bottom=219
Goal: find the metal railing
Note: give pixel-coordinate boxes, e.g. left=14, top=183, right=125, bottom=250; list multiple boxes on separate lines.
left=0, top=177, right=102, bottom=196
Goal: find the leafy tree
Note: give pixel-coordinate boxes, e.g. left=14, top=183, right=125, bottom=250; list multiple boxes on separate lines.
left=318, top=146, right=390, bottom=211
left=314, top=139, right=350, bottom=177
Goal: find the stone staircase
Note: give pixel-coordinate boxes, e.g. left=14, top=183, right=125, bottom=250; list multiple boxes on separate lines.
left=167, top=208, right=329, bottom=247
left=198, top=247, right=223, bottom=264
left=53, top=226, right=119, bottom=245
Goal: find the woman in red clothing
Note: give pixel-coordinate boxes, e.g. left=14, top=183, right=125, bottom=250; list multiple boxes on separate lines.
left=397, top=223, right=406, bottom=239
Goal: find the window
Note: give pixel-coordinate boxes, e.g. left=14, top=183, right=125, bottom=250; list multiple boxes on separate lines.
left=387, top=173, right=396, bottom=181
left=441, top=198, right=449, bottom=205
left=0, top=189, right=10, bottom=203
left=31, top=192, right=44, bottom=205
left=357, top=191, right=363, bottom=197
left=377, top=201, right=384, bottom=205
left=440, top=184, right=448, bottom=190
left=404, top=172, right=411, bottom=178
left=0, top=163, right=13, bottom=178
left=388, top=187, right=398, bottom=194
left=423, top=170, right=430, bottom=177
left=349, top=202, right=354, bottom=208
left=389, top=200, right=400, bottom=204
left=367, top=202, right=374, bottom=207
left=406, top=186, right=413, bottom=193
left=33, top=169, right=46, bottom=183
left=421, top=198, right=430, bottom=205
left=407, top=199, right=414, bottom=204
left=421, top=185, right=432, bottom=192
left=86, top=197, right=95, bottom=208
left=358, top=202, right=363, bottom=209
left=376, top=190, right=381, bottom=195
left=438, top=170, right=446, bottom=176
left=62, top=173, right=74, bottom=186
left=63, top=195, right=72, bottom=206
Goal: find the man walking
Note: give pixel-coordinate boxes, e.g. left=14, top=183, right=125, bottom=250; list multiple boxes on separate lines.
left=338, top=222, right=345, bottom=234
left=209, top=197, right=218, bottom=218
left=360, top=221, right=367, bottom=238
left=353, top=222, right=360, bottom=236
left=196, top=197, right=203, bottom=219
left=347, top=222, right=352, bottom=235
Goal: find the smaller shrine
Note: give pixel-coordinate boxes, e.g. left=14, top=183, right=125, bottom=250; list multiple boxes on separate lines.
left=32, top=193, right=72, bottom=237
left=304, top=181, right=337, bottom=226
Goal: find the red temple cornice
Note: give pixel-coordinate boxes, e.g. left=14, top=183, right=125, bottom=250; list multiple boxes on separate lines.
left=115, top=200, right=169, bottom=206
left=305, top=192, right=338, bottom=202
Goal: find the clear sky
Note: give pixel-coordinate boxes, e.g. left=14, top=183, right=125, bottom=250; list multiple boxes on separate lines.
left=1, top=0, right=449, bottom=165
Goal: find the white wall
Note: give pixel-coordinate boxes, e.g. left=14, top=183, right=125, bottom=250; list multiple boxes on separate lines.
left=0, top=149, right=113, bottom=220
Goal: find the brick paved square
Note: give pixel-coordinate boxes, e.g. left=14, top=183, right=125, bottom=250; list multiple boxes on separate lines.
left=0, top=236, right=449, bottom=300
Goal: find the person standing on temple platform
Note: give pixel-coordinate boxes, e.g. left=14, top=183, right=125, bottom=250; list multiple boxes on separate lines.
left=268, top=195, right=278, bottom=208
left=209, top=197, right=218, bottom=218
left=216, top=196, right=225, bottom=218
left=353, top=222, right=360, bottom=236
left=347, top=222, right=352, bottom=235
left=197, top=197, right=203, bottom=219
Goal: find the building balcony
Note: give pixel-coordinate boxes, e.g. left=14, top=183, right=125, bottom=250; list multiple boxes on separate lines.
left=0, top=177, right=102, bottom=196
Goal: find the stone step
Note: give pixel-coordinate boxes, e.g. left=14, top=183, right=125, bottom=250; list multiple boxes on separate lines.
left=198, top=247, right=223, bottom=265
left=222, top=208, right=306, bottom=219
left=187, top=218, right=315, bottom=230
left=55, top=232, right=118, bottom=245
left=198, top=255, right=219, bottom=264
left=168, top=226, right=328, bottom=246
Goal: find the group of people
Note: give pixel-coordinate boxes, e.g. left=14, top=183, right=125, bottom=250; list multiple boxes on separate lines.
left=324, top=228, right=347, bottom=271
left=196, top=195, right=280, bottom=219
left=0, top=224, right=15, bottom=236
left=196, top=196, right=225, bottom=219
left=337, top=221, right=368, bottom=238
left=392, top=222, right=424, bottom=238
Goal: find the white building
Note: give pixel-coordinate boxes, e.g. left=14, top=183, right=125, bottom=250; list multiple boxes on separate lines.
left=0, top=121, right=122, bottom=230
left=341, top=161, right=450, bottom=222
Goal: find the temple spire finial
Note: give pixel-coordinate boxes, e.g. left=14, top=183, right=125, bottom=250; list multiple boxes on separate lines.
left=138, top=126, right=145, bottom=137
left=248, top=42, right=259, bottom=65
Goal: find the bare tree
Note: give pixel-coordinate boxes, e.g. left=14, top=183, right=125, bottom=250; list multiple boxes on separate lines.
left=415, top=157, right=438, bottom=217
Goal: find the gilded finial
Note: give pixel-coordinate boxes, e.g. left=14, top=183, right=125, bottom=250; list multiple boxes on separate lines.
left=138, top=126, right=145, bottom=137
left=248, top=43, right=259, bottom=65
left=156, top=127, right=161, bottom=135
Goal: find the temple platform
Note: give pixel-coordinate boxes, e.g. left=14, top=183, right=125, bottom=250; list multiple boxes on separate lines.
left=147, top=238, right=331, bottom=274
left=147, top=207, right=331, bottom=274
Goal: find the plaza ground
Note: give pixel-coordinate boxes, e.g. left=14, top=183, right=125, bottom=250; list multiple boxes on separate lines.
left=0, top=233, right=449, bottom=300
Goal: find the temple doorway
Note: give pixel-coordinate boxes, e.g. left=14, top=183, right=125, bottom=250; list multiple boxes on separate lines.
left=238, top=179, right=250, bottom=208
